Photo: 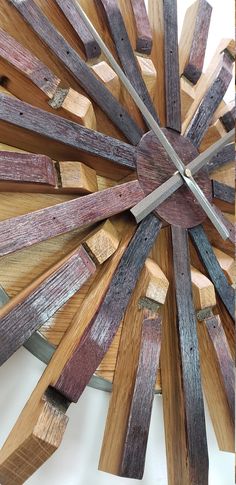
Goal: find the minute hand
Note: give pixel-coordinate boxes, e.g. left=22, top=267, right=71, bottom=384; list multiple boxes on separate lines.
left=76, top=4, right=229, bottom=240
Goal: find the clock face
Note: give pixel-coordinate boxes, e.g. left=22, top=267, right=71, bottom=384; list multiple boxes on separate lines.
left=0, top=0, right=234, bottom=484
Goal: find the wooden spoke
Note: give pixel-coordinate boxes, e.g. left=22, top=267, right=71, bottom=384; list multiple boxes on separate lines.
left=189, top=225, right=235, bottom=319
left=213, top=205, right=235, bottom=244
left=130, top=0, right=153, bottom=54
left=171, top=225, right=208, bottom=485
left=0, top=180, right=144, bottom=256
left=191, top=266, right=216, bottom=311
left=0, top=152, right=57, bottom=187
left=136, top=56, right=157, bottom=100
left=212, top=247, right=235, bottom=285
left=0, top=94, right=137, bottom=179
left=199, top=120, right=226, bottom=152
left=203, top=212, right=235, bottom=259
left=53, top=214, right=162, bottom=402
left=55, top=0, right=101, bottom=59
left=96, top=0, right=159, bottom=125
left=179, top=0, right=212, bottom=84
left=212, top=180, right=235, bottom=206
left=219, top=102, right=235, bottom=132
left=99, top=259, right=168, bottom=478
left=91, top=61, right=121, bottom=100
left=185, top=55, right=233, bottom=147
left=163, top=0, right=181, bottom=132
left=181, top=77, right=196, bottom=122
left=207, top=142, right=235, bottom=173
left=9, top=0, right=142, bottom=145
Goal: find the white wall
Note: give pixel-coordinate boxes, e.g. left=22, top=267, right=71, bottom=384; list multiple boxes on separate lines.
left=0, top=1, right=235, bottom=484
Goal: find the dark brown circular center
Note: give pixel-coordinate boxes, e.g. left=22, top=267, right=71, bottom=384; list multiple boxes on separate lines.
left=136, top=129, right=212, bottom=228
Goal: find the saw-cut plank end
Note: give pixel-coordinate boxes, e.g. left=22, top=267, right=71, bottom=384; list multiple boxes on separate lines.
left=58, top=161, right=98, bottom=194
left=83, top=219, right=120, bottom=265
left=136, top=55, right=157, bottom=100
left=91, top=61, right=121, bottom=100
left=191, top=265, right=216, bottom=311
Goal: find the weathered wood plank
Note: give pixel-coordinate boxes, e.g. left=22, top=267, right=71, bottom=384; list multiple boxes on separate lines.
left=179, top=0, right=212, bottom=84
left=55, top=0, right=101, bottom=59
left=0, top=180, right=144, bottom=256
left=207, top=143, right=235, bottom=173
left=0, top=94, right=136, bottom=178
left=171, top=225, right=208, bottom=485
left=0, top=151, right=57, bottom=186
left=120, top=312, right=162, bottom=479
left=97, top=0, right=159, bottom=124
left=0, top=245, right=96, bottom=366
left=189, top=225, right=235, bottom=319
left=212, top=180, right=235, bottom=205
left=9, top=0, right=142, bottom=145
left=185, top=56, right=233, bottom=147
left=53, top=214, right=162, bottom=402
left=130, top=0, right=152, bottom=54
left=220, top=103, right=235, bottom=132
left=163, top=0, right=181, bottom=132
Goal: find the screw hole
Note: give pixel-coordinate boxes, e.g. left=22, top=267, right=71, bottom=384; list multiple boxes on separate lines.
left=190, top=347, right=193, bottom=352
left=19, top=112, right=23, bottom=116
left=44, top=77, right=49, bottom=82
left=66, top=50, right=70, bottom=55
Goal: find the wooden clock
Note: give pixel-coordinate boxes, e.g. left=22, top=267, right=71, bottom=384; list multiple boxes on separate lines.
left=0, top=0, right=234, bottom=483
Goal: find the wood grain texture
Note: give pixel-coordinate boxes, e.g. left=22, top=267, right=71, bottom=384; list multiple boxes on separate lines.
left=203, top=213, right=235, bottom=258
left=97, top=0, right=159, bottom=125
left=0, top=180, right=144, bottom=256
left=220, top=103, right=235, bottom=132
left=120, top=312, right=162, bottom=479
left=181, top=77, right=196, bottom=121
left=185, top=56, right=233, bottom=147
left=53, top=214, right=162, bottom=402
left=0, top=151, right=57, bottom=186
left=172, top=225, right=208, bottom=485
left=91, top=61, right=121, bottom=100
left=213, top=247, right=235, bottom=285
left=0, top=94, right=137, bottom=179
left=189, top=225, right=235, bottom=319
left=136, top=56, right=157, bottom=100
left=179, top=0, right=212, bottom=84
left=199, top=120, right=226, bottom=153
left=207, top=143, right=235, bottom=173
left=163, top=0, right=181, bottom=132
left=9, top=0, right=142, bottom=145
left=130, top=0, right=152, bottom=54
left=55, top=0, right=101, bottom=59
left=191, top=266, right=216, bottom=311
left=0, top=245, right=96, bottom=366
left=198, top=315, right=235, bottom=452
left=212, top=180, right=235, bottom=205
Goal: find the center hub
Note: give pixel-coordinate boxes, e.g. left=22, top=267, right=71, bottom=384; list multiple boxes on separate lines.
left=136, top=129, right=212, bottom=229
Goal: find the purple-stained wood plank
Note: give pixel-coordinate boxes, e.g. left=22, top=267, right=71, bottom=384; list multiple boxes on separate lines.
left=0, top=95, right=136, bottom=172
left=0, top=151, right=57, bottom=186
left=205, top=314, right=235, bottom=421
left=9, top=0, right=142, bottom=145
left=130, top=0, right=153, bottom=55
left=55, top=0, right=101, bottom=59
left=97, top=0, right=159, bottom=124
left=220, top=103, right=235, bottom=132
left=163, top=0, right=182, bottom=132
left=212, top=180, right=235, bottom=206
left=0, top=180, right=144, bottom=256
left=0, top=245, right=96, bottom=366
left=182, top=0, right=212, bottom=84
left=207, top=143, right=235, bottom=173
left=185, top=55, right=233, bottom=147
left=171, top=225, right=209, bottom=485
left=53, top=214, right=162, bottom=402
left=120, top=311, right=162, bottom=479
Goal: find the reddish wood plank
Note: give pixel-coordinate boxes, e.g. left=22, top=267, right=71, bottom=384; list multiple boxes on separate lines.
left=53, top=214, right=162, bottom=402
left=0, top=180, right=144, bottom=256
left=0, top=94, right=136, bottom=175
left=204, top=314, right=235, bottom=421
left=97, top=0, right=159, bottom=124
left=172, top=225, right=209, bottom=485
left=0, top=245, right=96, bottom=366
left=55, top=0, right=101, bottom=59
left=130, top=0, right=153, bottom=54
left=163, top=0, right=181, bottom=132
left=120, top=311, right=162, bottom=479
left=9, top=0, right=142, bottom=145
left=0, top=151, right=57, bottom=185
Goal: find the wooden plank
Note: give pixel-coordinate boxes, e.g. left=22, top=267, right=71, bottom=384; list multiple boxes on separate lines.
left=191, top=266, right=216, bottom=310
left=0, top=27, right=96, bottom=130
left=9, top=0, right=142, bottom=145
left=198, top=315, right=235, bottom=452
left=136, top=56, right=157, bottom=100
left=212, top=247, right=235, bottom=285
left=185, top=56, right=233, bottom=147
left=212, top=180, right=235, bottom=205
left=189, top=225, right=235, bottom=319
left=57, top=162, right=98, bottom=194
left=0, top=245, right=96, bottom=366
left=0, top=218, right=135, bottom=484
left=181, top=77, right=196, bottom=122
left=203, top=213, right=235, bottom=258
left=207, top=142, right=235, bottom=173
left=97, top=0, right=159, bottom=125
left=0, top=180, right=144, bottom=256
left=53, top=214, right=162, bottom=402
left=91, top=61, right=121, bottom=100
left=0, top=152, right=57, bottom=186
left=179, top=0, right=212, bottom=84
left=163, top=0, right=181, bottom=132
left=55, top=0, right=101, bottom=59
left=130, top=0, right=152, bottom=54
left=199, top=120, right=226, bottom=152
left=171, top=225, right=208, bottom=485
left=220, top=102, right=235, bottom=132
left=0, top=94, right=137, bottom=179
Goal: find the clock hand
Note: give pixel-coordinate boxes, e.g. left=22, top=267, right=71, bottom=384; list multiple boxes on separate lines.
left=131, top=130, right=234, bottom=226
left=76, top=4, right=229, bottom=240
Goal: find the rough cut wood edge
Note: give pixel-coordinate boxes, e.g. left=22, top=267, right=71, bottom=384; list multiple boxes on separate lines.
left=191, top=266, right=216, bottom=311
left=0, top=218, right=135, bottom=482
left=179, top=0, right=212, bottom=84
left=198, top=315, right=235, bottom=452
left=0, top=180, right=144, bottom=256
left=130, top=0, right=153, bottom=54
left=91, top=61, right=121, bottom=100
left=0, top=151, right=57, bottom=186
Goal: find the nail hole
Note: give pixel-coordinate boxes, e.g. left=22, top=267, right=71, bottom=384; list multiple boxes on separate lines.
left=44, top=77, right=49, bottom=82
left=19, top=112, right=23, bottom=116
left=119, top=113, right=123, bottom=118
left=190, top=347, right=193, bottom=352
left=66, top=50, right=70, bottom=55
